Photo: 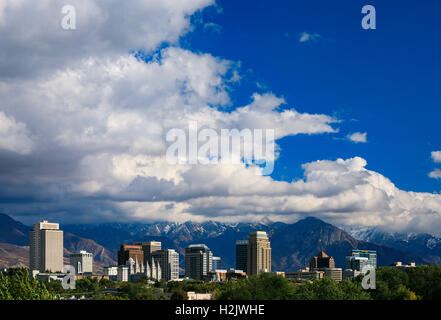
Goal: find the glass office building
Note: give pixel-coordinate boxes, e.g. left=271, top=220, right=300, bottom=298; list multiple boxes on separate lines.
left=345, top=249, right=377, bottom=274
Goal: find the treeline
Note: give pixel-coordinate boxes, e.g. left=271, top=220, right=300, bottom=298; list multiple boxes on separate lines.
left=0, top=268, right=56, bottom=300
left=1, top=265, right=441, bottom=300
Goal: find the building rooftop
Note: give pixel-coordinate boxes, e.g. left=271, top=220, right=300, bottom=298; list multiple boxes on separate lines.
left=316, top=251, right=330, bottom=258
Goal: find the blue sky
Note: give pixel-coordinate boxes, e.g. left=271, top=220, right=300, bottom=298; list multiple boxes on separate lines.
left=183, top=0, right=441, bottom=193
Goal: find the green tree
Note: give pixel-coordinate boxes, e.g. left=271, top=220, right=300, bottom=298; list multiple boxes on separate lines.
left=171, top=287, right=188, bottom=300
left=99, top=277, right=117, bottom=289
left=217, top=273, right=296, bottom=300
left=0, top=268, right=56, bottom=300
left=0, top=272, right=13, bottom=300
left=295, top=277, right=342, bottom=300
left=370, top=267, right=418, bottom=300
left=338, top=279, right=372, bottom=300
left=406, top=265, right=441, bottom=300
left=75, top=277, right=100, bottom=293
left=118, top=282, right=157, bottom=300
left=293, top=277, right=371, bottom=300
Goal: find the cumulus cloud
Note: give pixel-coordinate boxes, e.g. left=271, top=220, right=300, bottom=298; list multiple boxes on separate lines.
left=0, top=111, right=34, bottom=155
left=347, top=132, right=367, bottom=143
left=431, top=151, right=441, bottom=163
left=101, top=156, right=441, bottom=235
left=0, top=0, right=214, bottom=78
left=429, top=169, right=441, bottom=179
left=0, top=0, right=340, bottom=225
left=299, top=32, right=321, bottom=43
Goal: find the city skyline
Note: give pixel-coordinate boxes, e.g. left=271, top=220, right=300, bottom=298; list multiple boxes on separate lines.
left=27, top=218, right=389, bottom=282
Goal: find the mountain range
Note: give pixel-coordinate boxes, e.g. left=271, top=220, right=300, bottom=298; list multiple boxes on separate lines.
left=62, top=217, right=433, bottom=270
left=344, top=226, right=441, bottom=265
left=0, top=213, right=439, bottom=272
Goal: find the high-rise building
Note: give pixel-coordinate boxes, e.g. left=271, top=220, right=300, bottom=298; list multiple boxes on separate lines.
left=151, top=249, right=179, bottom=281
left=117, top=244, right=144, bottom=266
left=70, top=250, right=93, bottom=274
left=185, top=244, right=213, bottom=280
left=247, top=231, right=271, bottom=275
left=135, top=241, right=161, bottom=266
left=235, top=240, right=248, bottom=273
left=117, top=266, right=129, bottom=282
left=310, top=251, right=335, bottom=270
left=309, top=251, right=342, bottom=282
left=212, top=257, right=222, bottom=271
left=29, top=221, right=64, bottom=272
left=345, top=249, right=377, bottom=273
left=321, top=268, right=343, bottom=282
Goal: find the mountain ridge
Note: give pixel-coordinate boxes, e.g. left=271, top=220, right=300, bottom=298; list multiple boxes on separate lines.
left=0, top=213, right=437, bottom=272
left=63, top=216, right=431, bottom=270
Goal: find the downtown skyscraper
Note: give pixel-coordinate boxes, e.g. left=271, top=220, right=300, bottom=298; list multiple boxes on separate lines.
left=29, top=221, right=64, bottom=272
left=185, top=244, right=213, bottom=280
left=247, top=231, right=271, bottom=275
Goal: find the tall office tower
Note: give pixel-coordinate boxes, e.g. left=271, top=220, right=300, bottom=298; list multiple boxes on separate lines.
left=117, top=244, right=144, bottom=266
left=310, top=251, right=336, bottom=270
left=70, top=250, right=93, bottom=274
left=235, top=240, right=248, bottom=273
left=212, top=257, right=222, bottom=271
left=185, top=244, right=213, bottom=280
left=29, top=221, right=64, bottom=272
left=247, top=231, right=271, bottom=275
left=151, top=249, right=179, bottom=281
left=135, top=241, right=161, bottom=266
left=345, top=249, right=377, bottom=273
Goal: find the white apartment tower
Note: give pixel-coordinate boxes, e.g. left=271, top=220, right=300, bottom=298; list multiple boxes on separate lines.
left=29, top=221, right=64, bottom=272
left=70, top=250, right=93, bottom=274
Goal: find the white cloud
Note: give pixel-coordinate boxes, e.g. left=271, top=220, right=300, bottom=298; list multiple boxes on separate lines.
left=429, top=169, right=441, bottom=179
left=299, top=32, right=321, bottom=43
left=98, top=156, right=441, bottom=235
left=0, top=0, right=214, bottom=78
left=431, top=151, right=441, bottom=163
left=0, top=38, right=340, bottom=224
left=0, top=111, right=34, bottom=155
left=347, top=132, right=367, bottom=143
left=204, top=22, right=222, bottom=33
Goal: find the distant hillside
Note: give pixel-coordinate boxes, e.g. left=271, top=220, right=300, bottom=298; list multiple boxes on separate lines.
left=64, top=217, right=430, bottom=271
left=0, top=213, right=30, bottom=246
left=64, top=232, right=117, bottom=273
left=0, top=243, right=29, bottom=268
left=0, top=214, right=116, bottom=272
left=345, top=226, right=441, bottom=265
left=270, top=217, right=429, bottom=271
